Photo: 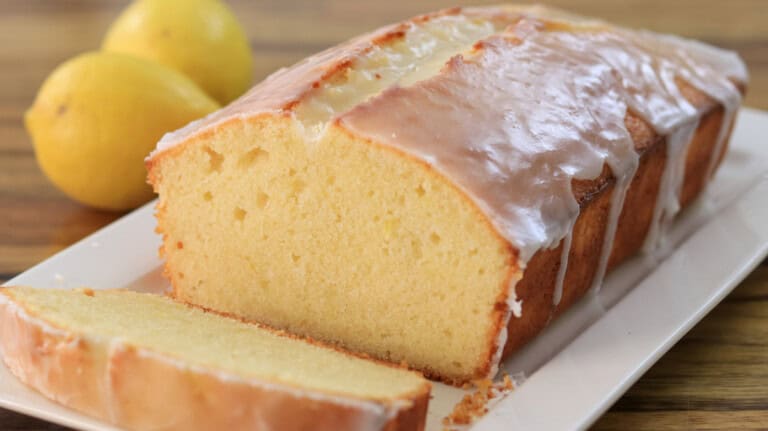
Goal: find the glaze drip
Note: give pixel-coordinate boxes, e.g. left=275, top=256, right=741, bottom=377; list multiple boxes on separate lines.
left=147, top=7, right=746, bottom=380
left=552, top=228, right=572, bottom=306
left=603, top=30, right=745, bottom=255
left=339, top=19, right=743, bottom=310
left=341, top=21, right=641, bottom=263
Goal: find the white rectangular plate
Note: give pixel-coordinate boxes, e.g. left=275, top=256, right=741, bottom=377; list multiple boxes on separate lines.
left=2, top=108, right=768, bottom=431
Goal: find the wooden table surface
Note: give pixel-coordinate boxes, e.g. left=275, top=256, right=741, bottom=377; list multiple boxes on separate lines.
left=1, top=1, right=767, bottom=430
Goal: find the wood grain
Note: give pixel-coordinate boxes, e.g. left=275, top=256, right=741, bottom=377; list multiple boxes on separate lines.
left=1, top=1, right=767, bottom=430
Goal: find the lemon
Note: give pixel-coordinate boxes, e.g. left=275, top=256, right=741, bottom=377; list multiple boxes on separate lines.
left=102, top=0, right=253, bottom=105
left=25, top=52, right=219, bottom=211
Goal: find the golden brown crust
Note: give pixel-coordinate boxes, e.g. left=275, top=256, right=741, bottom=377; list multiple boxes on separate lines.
left=502, top=82, right=745, bottom=360
left=0, top=289, right=430, bottom=431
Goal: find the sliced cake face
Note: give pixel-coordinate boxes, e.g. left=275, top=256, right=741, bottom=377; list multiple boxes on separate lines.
left=152, top=117, right=516, bottom=382
left=0, top=287, right=427, bottom=400
left=148, top=6, right=746, bottom=384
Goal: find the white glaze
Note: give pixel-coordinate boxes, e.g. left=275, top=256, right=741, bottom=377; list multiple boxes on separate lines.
left=642, top=119, right=699, bottom=257
left=147, top=6, right=746, bottom=379
left=488, top=272, right=524, bottom=379
left=488, top=321, right=508, bottom=379
left=552, top=228, right=572, bottom=306
left=125, top=345, right=398, bottom=431
left=295, top=14, right=500, bottom=140
left=614, top=30, right=744, bottom=256
left=0, top=292, right=69, bottom=338
left=664, top=35, right=747, bottom=184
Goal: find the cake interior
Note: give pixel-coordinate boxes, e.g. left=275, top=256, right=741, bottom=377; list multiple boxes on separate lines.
left=153, top=117, right=513, bottom=382
left=4, top=286, right=427, bottom=400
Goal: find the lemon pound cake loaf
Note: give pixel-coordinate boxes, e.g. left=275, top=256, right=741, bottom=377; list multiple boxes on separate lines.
left=0, top=287, right=430, bottom=431
left=147, top=5, right=747, bottom=384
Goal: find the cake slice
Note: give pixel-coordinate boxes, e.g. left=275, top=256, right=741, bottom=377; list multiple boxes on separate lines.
left=146, top=6, right=747, bottom=384
left=0, top=286, right=430, bottom=431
